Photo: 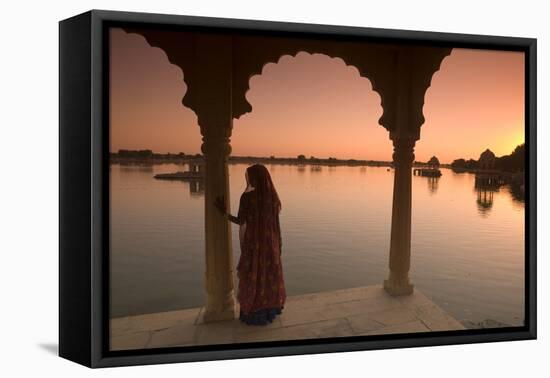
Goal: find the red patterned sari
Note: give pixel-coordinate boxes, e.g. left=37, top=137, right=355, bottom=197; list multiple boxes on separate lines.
left=234, top=164, right=286, bottom=325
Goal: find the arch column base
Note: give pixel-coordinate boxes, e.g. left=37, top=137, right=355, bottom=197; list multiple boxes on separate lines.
left=202, top=303, right=237, bottom=323
left=384, top=277, right=414, bottom=296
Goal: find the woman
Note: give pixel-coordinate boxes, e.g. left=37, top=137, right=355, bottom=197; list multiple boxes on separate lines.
left=215, top=164, right=286, bottom=325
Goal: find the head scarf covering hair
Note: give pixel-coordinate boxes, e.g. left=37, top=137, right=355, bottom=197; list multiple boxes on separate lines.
left=246, top=164, right=281, bottom=215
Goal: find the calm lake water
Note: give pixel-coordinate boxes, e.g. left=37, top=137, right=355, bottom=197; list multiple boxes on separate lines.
left=110, top=163, right=525, bottom=326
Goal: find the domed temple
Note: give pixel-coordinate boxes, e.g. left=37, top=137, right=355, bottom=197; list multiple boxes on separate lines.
left=414, top=155, right=442, bottom=177
left=478, top=148, right=496, bottom=170
left=428, top=156, right=440, bottom=168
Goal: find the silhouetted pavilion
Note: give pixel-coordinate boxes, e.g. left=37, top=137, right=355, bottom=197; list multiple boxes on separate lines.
left=427, top=156, right=440, bottom=169
left=414, top=155, right=442, bottom=177
left=478, top=149, right=496, bottom=170
left=475, top=149, right=502, bottom=188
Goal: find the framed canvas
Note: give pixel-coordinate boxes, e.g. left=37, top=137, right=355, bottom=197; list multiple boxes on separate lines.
left=59, top=9, right=537, bottom=368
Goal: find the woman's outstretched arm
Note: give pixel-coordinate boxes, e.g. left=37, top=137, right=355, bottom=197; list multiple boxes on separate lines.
left=215, top=196, right=244, bottom=225
left=227, top=214, right=243, bottom=225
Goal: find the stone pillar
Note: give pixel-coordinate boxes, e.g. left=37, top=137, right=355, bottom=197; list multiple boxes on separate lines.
left=384, top=137, right=416, bottom=295
left=201, top=129, right=236, bottom=322
left=195, top=35, right=236, bottom=322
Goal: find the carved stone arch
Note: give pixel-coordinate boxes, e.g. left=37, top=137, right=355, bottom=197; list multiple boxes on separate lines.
left=230, top=35, right=397, bottom=132
left=120, top=28, right=204, bottom=122
left=121, top=27, right=451, bottom=140
left=388, top=46, right=453, bottom=141
left=115, top=26, right=455, bottom=316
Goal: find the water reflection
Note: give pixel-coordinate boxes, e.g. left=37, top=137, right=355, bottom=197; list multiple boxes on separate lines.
left=475, top=187, right=496, bottom=216
left=110, top=164, right=525, bottom=327
left=120, top=164, right=154, bottom=173
left=189, top=180, right=205, bottom=197
left=509, top=184, right=525, bottom=203
left=427, top=177, right=439, bottom=195
left=310, top=165, right=322, bottom=173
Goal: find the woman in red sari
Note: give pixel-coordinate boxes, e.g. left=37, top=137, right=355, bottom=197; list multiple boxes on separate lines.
left=215, top=164, right=286, bottom=325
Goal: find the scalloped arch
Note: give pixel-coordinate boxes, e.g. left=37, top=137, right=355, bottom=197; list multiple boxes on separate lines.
left=233, top=50, right=387, bottom=130
left=119, top=27, right=452, bottom=138
left=418, top=50, right=454, bottom=127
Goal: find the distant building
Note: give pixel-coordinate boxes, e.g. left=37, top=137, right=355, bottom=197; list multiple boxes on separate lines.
left=427, top=156, right=440, bottom=169
left=478, top=149, right=496, bottom=170
left=188, top=161, right=205, bottom=173
left=413, top=155, right=441, bottom=177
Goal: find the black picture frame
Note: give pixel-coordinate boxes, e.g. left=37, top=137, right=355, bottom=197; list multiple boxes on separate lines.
left=59, top=9, right=537, bottom=368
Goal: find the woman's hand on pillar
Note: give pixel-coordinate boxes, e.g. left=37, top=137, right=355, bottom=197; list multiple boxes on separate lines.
left=215, top=196, right=226, bottom=215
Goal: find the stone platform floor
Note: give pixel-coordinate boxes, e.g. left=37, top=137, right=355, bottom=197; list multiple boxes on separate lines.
left=110, top=285, right=465, bottom=351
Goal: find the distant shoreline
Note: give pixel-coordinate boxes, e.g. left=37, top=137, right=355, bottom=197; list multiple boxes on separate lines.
left=110, top=153, right=453, bottom=168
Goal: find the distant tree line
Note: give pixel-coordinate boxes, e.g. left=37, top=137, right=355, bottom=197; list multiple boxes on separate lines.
left=112, top=149, right=202, bottom=160
left=495, top=144, right=525, bottom=172
left=228, top=154, right=392, bottom=167
left=451, top=144, right=525, bottom=173
left=111, top=149, right=395, bottom=167
left=296, top=155, right=360, bottom=164
left=116, top=149, right=154, bottom=158
left=450, top=158, right=479, bottom=170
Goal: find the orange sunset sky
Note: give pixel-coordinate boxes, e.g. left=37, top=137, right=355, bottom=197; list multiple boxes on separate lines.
left=109, top=28, right=525, bottom=163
